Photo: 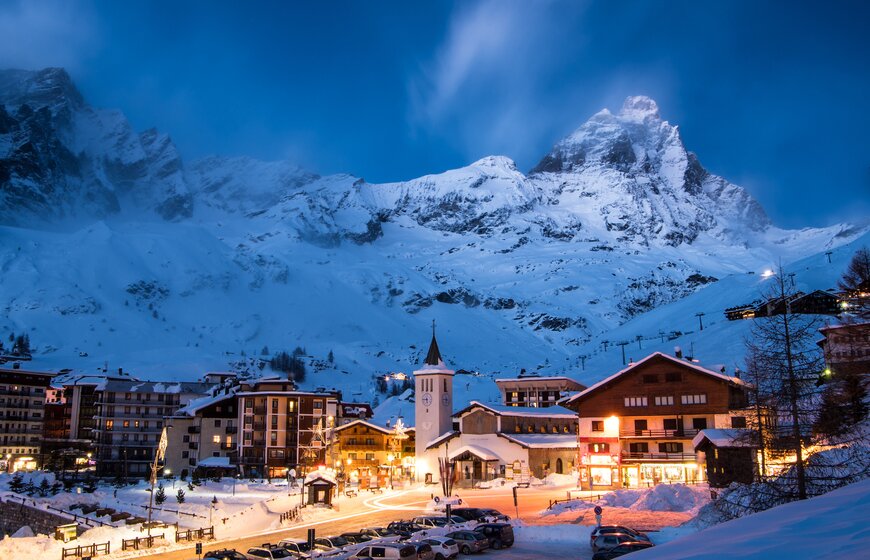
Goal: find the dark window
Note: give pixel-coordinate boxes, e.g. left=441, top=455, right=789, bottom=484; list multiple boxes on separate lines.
left=642, top=374, right=658, bottom=384
left=215, top=419, right=221, bottom=428
left=731, top=416, right=747, bottom=428
left=665, top=372, right=681, bottom=382
left=658, top=442, right=684, bottom=453
left=692, top=418, right=708, bottom=430
left=183, top=435, right=190, bottom=443
left=634, top=419, right=648, bottom=432
left=663, top=418, right=678, bottom=431
left=591, top=420, right=604, bottom=432
left=629, top=442, right=649, bottom=453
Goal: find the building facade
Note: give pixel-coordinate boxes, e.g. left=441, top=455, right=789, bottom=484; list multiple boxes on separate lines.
left=164, top=392, right=239, bottom=479
left=495, top=375, right=586, bottom=407
left=0, top=367, right=55, bottom=472
left=818, top=322, right=870, bottom=376
left=92, top=379, right=214, bottom=478
left=236, top=378, right=340, bottom=478
left=333, top=419, right=415, bottom=485
left=563, top=352, right=750, bottom=490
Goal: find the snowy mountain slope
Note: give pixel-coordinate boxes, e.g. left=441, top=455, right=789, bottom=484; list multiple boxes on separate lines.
left=0, top=68, right=866, bottom=405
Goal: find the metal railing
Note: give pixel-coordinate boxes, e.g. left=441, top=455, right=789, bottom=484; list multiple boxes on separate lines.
left=620, top=451, right=696, bottom=461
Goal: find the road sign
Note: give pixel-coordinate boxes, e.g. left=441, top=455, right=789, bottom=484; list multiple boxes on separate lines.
left=593, top=505, right=602, bottom=515
left=195, top=542, right=202, bottom=555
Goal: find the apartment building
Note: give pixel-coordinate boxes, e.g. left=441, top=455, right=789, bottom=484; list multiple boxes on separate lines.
left=164, top=392, right=239, bottom=479
left=92, top=379, right=213, bottom=478
left=0, top=367, right=55, bottom=471
left=495, top=375, right=586, bottom=407
left=236, top=378, right=340, bottom=478
left=818, top=322, right=870, bottom=376
left=562, top=352, right=750, bottom=490
left=333, top=419, right=415, bottom=483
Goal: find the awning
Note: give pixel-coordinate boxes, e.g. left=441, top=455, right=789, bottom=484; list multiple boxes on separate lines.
left=448, top=444, right=499, bottom=462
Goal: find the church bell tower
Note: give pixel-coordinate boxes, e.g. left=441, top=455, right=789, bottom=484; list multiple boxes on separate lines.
left=414, top=324, right=454, bottom=481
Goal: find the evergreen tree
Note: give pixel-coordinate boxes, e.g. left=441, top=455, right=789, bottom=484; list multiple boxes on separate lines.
left=155, top=484, right=166, bottom=505
left=176, top=488, right=185, bottom=504
left=191, top=470, right=202, bottom=486
left=261, top=345, right=270, bottom=356
left=9, top=472, right=24, bottom=493
left=50, top=481, right=62, bottom=495
left=327, top=350, right=334, bottom=363
left=38, top=478, right=50, bottom=497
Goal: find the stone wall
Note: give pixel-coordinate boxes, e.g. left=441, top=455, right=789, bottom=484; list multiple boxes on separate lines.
left=0, top=497, right=75, bottom=537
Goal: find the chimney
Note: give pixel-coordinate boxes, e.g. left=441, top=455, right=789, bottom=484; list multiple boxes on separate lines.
left=734, top=368, right=741, bottom=379
left=674, top=346, right=682, bottom=359
left=12, top=362, right=20, bottom=369
left=118, top=367, right=123, bottom=375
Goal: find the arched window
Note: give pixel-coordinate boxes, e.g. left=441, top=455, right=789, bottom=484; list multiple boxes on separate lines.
left=556, top=458, right=563, bottom=474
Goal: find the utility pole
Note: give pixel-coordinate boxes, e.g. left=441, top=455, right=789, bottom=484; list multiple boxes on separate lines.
left=579, top=355, right=587, bottom=371
left=696, top=312, right=705, bottom=331
left=635, top=335, right=643, bottom=350
left=825, top=251, right=832, bottom=264
left=601, top=340, right=609, bottom=352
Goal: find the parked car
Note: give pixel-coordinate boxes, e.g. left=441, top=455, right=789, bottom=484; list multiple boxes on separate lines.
left=589, top=526, right=650, bottom=547
left=313, top=536, right=351, bottom=554
left=591, top=541, right=655, bottom=560
left=347, top=543, right=419, bottom=559
left=246, top=545, right=295, bottom=559
left=412, top=516, right=463, bottom=528
left=388, top=521, right=427, bottom=535
left=409, top=542, right=435, bottom=560
left=204, top=550, right=248, bottom=560
left=360, top=527, right=401, bottom=539
left=444, top=530, right=490, bottom=555
left=341, top=532, right=374, bottom=544
left=277, top=539, right=314, bottom=559
left=472, top=523, right=514, bottom=549
left=592, top=533, right=643, bottom=554
left=421, top=536, right=459, bottom=560
left=450, top=508, right=510, bottom=523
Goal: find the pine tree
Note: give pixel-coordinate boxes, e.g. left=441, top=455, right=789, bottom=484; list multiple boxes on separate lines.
left=327, top=350, right=334, bottom=363
left=38, top=478, right=50, bottom=497
left=50, top=481, right=62, bottom=495
left=9, top=472, right=23, bottom=493
left=176, top=488, right=185, bottom=504
left=261, top=345, right=270, bottom=356
left=155, top=484, right=166, bottom=505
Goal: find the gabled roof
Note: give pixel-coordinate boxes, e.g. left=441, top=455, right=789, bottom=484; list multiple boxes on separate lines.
left=425, top=431, right=460, bottom=450
left=497, top=433, right=580, bottom=449
left=334, top=419, right=394, bottom=435
left=692, top=428, right=758, bottom=449
left=563, top=352, right=746, bottom=406
left=454, top=400, right=576, bottom=419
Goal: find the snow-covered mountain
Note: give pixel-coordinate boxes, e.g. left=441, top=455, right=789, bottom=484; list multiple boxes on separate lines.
left=0, top=68, right=866, bottom=404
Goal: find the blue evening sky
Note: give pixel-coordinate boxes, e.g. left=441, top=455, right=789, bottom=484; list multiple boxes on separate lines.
left=0, top=0, right=867, bottom=227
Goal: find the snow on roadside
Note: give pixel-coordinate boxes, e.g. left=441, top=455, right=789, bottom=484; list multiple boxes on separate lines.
left=542, top=484, right=710, bottom=517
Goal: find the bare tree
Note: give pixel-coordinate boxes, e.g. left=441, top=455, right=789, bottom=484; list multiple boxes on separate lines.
left=745, top=266, right=823, bottom=500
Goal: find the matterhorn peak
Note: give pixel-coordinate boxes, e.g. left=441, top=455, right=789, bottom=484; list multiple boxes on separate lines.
left=619, top=95, right=660, bottom=122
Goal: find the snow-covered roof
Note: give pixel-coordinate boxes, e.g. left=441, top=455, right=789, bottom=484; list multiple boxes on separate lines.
left=101, top=379, right=215, bottom=395
left=692, top=428, right=758, bottom=449
left=498, top=433, right=580, bottom=449
left=335, top=419, right=394, bottom=435
left=426, top=431, right=460, bottom=450
left=304, top=469, right=337, bottom=485
left=449, top=444, right=499, bottom=461
left=176, top=391, right=236, bottom=416
left=564, top=352, right=747, bottom=406
left=456, top=401, right=577, bottom=419
left=196, top=456, right=235, bottom=468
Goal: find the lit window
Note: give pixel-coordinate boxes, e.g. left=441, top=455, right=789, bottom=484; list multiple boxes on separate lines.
left=213, top=435, right=221, bottom=444
left=681, top=394, right=707, bottom=405
left=624, top=396, right=648, bottom=407
left=654, top=396, right=674, bottom=406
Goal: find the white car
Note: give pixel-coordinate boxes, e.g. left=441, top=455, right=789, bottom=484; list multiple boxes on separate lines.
left=419, top=537, right=459, bottom=560
left=346, top=543, right=418, bottom=559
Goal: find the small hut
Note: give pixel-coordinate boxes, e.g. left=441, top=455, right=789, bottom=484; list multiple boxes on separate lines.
left=304, top=472, right=337, bottom=506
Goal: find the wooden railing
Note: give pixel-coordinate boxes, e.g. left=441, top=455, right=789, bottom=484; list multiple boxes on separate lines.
left=279, top=506, right=302, bottom=523
left=121, top=533, right=165, bottom=551
left=620, top=451, right=696, bottom=461
left=61, top=541, right=110, bottom=559
left=176, top=526, right=215, bottom=542
left=620, top=429, right=700, bottom=438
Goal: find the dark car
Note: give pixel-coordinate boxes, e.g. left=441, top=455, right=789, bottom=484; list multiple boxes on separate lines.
left=341, top=532, right=374, bottom=544
left=589, top=525, right=650, bottom=547
left=445, top=530, right=489, bottom=555
left=361, top=527, right=401, bottom=539
left=451, top=508, right=510, bottom=523
left=472, top=523, right=514, bottom=549
left=204, top=550, right=247, bottom=560
left=388, top=521, right=427, bottom=536
left=591, top=541, right=655, bottom=560
left=592, top=533, right=645, bottom=554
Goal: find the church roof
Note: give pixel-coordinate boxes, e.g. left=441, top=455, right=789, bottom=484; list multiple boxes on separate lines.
left=424, top=333, right=443, bottom=366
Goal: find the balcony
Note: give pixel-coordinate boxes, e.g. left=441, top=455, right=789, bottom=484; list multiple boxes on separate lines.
left=225, top=426, right=238, bottom=434
left=620, top=429, right=699, bottom=439
left=241, top=456, right=263, bottom=465
left=188, top=442, right=199, bottom=450
left=253, top=422, right=266, bottom=430
left=620, top=451, right=696, bottom=462
left=253, top=406, right=266, bottom=415
left=221, top=442, right=235, bottom=450
left=187, top=426, right=200, bottom=434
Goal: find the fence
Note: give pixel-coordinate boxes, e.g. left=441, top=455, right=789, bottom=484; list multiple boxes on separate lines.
left=547, top=493, right=604, bottom=510
left=121, top=533, right=165, bottom=551
left=61, top=541, right=110, bottom=559
left=132, top=503, right=207, bottom=519
left=176, top=526, right=215, bottom=542
left=279, top=506, right=302, bottom=523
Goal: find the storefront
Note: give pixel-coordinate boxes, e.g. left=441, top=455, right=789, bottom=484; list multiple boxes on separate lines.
left=580, top=452, right=619, bottom=489
left=620, top=462, right=703, bottom=487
